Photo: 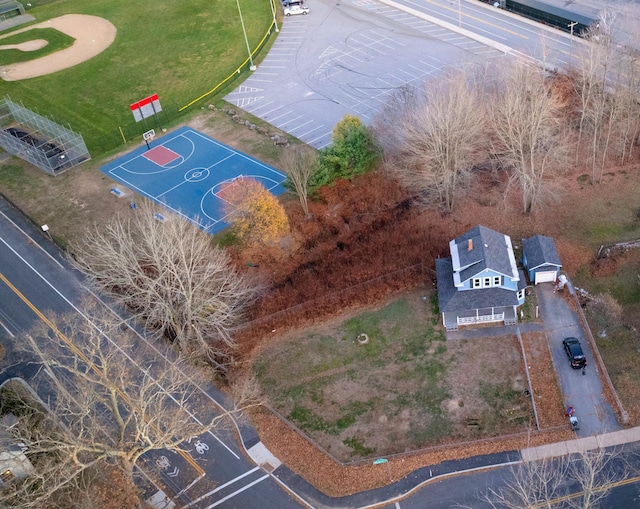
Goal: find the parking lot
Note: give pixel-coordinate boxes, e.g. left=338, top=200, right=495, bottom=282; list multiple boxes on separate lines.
left=225, top=0, right=505, bottom=148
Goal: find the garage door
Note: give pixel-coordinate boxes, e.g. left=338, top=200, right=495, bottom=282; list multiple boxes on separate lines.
left=535, top=271, right=556, bottom=284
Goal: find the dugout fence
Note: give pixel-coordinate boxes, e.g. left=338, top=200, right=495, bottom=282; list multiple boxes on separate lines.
left=0, top=97, right=90, bottom=176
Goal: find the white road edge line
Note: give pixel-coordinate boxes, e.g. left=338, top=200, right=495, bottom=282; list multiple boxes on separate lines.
left=0, top=235, right=241, bottom=460
left=0, top=318, right=15, bottom=337
left=0, top=209, right=63, bottom=269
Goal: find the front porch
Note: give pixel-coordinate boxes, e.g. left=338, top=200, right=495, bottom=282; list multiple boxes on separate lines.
left=442, top=306, right=517, bottom=331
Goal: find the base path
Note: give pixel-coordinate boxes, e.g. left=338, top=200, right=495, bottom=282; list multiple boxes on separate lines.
left=0, top=14, right=116, bottom=81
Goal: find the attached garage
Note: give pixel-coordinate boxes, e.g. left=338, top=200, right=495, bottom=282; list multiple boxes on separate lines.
left=521, top=235, right=562, bottom=285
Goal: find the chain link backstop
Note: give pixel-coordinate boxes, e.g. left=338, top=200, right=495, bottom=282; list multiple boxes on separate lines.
left=0, top=97, right=90, bottom=175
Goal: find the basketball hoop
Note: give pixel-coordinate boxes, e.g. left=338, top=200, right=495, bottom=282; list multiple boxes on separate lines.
left=143, top=129, right=156, bottom=150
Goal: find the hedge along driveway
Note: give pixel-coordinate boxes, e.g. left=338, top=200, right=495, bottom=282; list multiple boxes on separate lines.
left=0, top=0, right=276, bottom=155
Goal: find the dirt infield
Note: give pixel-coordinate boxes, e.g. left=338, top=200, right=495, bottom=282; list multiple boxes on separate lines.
left=0, top=14, right=116, bottom=81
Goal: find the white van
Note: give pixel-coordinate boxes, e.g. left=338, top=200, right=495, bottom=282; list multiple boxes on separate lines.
left=284, top=4, right=309, bottom=15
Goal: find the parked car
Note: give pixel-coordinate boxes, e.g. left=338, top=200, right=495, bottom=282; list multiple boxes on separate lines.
left=284, top=4, right=309, bottom=15
left=562, top=337, right=587, bottom=369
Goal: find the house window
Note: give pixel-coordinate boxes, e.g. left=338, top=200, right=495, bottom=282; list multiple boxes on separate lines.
left=472, top=278, right=482, bottom=288
left=518, top=289, right=525, bottom=300
left=483, top=277, right=491, bottom=287
left=493, top=276, right=501, bottom=286
left=1, top=469, right=14, bottom=482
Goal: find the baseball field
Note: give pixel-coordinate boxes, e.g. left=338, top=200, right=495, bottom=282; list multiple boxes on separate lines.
left=0, top=0, right=277, bottom=155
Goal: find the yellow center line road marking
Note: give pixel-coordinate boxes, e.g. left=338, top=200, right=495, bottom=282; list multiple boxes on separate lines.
left=0, top=271, right=205, bottom=476
left=418, top=0, right=528, bottom=38
left=532, top=475, right=640, bottom=508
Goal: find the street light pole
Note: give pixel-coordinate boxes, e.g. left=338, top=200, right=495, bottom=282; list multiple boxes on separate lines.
left=236, top=0, right=256, bottom=71
left=568, top=21, right=577, bottom=60
left=458, top=0, right=462, bottom=28
left=270, top=0, right=279, bottom=33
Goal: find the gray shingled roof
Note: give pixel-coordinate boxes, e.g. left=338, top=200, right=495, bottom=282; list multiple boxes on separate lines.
left=436, top=258, right=522, bottom=313
left=522, top=235, right=562, bottom=271
left=454, top=225, right=516, bottom=282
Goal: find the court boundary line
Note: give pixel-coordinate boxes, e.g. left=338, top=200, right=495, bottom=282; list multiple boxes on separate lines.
left=101, top=127, right=286, bottom=233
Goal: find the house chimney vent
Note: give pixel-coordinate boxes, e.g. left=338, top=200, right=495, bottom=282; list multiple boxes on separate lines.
left=468, top=239, right=473, bottom=251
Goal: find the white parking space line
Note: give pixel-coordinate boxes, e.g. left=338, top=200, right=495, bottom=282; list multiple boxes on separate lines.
left=308, top=130, right=333, bottom=144
left=233, top=97, right=263, bottom=108
left=297, top=124, right=325, bottom=138
left=268, top=109, right=296, bottom=122
left=288, top=119, right=314, bottom=133
left=396, top=68, right=420, bottom=79
left=253, top=104, right=288, bottom=117
left=277, top=114, right=305, bottom=128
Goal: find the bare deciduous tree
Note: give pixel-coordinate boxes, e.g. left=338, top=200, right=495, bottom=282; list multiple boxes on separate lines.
left=489, top=62, right=567, bottom=214
left=281, top=146, right=317, bottom=215
left=72, top=203, right=257, bottom=365
left=478, top=449, right=626, bottom=509
left=380, top=70, right=487, bottom=211
left=574, top=28, right=615, bottom=182
left=0, top=306, right=260, bottom=508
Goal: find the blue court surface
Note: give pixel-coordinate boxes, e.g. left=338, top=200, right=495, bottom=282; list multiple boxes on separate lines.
left=100, top=126, right=287, bottom=234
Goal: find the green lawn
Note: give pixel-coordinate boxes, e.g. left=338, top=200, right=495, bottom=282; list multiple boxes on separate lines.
left=0, top=0, right=276, bottom=155
left=253, top=290, right=532, bottom=461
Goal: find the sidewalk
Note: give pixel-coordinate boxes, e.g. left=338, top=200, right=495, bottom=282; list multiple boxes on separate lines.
left=245, top=424, right=640, bottom=508
left=522, top=425, right=640, bottom=462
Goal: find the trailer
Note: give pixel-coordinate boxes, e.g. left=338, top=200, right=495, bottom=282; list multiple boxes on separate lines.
left=503, top=0, right=596, bottom=36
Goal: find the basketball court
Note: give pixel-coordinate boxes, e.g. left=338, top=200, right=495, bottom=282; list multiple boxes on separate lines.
left=100, top=127, right=286, bottom=234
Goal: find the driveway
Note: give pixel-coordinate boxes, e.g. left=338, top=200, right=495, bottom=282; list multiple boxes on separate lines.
left=535, top=282, right=620, bottom=437
left=448, top=282, right=620, bottom=437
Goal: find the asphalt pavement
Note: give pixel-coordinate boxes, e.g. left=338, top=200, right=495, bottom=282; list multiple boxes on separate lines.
left=2, top=177, right=640, bottom=508
left=535, top=282, right=621, bottom=437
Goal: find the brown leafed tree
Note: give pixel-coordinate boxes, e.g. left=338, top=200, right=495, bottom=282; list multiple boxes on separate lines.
left=72, top=202, right=256, bottom=365
left=219, top=177, right=289, bottom=244
left=280, top=146, right=317, bottom=215
left=488, top=62, right=567, bottom=214
left=0, top=306, right=260, bottom=509
left=379, top=69, right=487, bottom=211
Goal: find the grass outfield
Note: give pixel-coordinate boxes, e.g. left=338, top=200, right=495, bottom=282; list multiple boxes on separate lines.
left=0, top=0, right=277, bottom=156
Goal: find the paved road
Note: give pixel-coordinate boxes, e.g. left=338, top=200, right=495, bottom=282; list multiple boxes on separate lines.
left=0, top=199, right=304, bottom=509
